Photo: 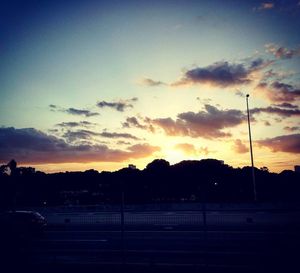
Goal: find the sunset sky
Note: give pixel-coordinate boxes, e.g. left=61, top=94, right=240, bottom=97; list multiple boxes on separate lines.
left=1, top=0, right=300, bottom=173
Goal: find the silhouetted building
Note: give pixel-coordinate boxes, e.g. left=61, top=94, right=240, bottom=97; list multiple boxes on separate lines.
left=295, top=165, right=300, bottom=173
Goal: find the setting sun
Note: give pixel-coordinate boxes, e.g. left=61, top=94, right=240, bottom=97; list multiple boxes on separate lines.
left=0, top=0, right=299, bottom=173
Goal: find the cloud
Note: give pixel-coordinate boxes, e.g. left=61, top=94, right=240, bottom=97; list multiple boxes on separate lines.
left=62, top=129, right=140, bottom=142
left=255, top=2, right=275, bottom=11
left=97, top=98, right=138, bottom=112
left=49, top=104, right=57, bottom=111
left=265, top=43, right=300, bottom=59
left=117, top=140, right=132, bottom=145
left=66, top=108, right=99, bottom=117
left=122, top=117, right=148, bottom=129
left=139, top=78, right=166, bottom=87
left=126, top=144, right=160, bottom=158
left=235, top=90, right=245, bottom=97
left=49, top=105, right=99, bottom=117
left=232, top=139, right=249, bottom=154
left=151, top=117, right=189, bottom=136
left=56, top=121, right=96, bottom=128
left=174, top=143, right=212, bottom=155
left=255, top=81, right=300, bottom=102
left=48, top=129, right=59, bottom=133
left=284, top=126, right=300, bottom=132
left=122, top=116, right=156, bottom=133
left=272, top=103, right=299, bottom=109
left=172, top=59, right=269, bottom=88
left=0, top=127, right=159, bottom=164
left=175, top=143, right=197, bottom=155
left=150, top=104, right=246, bottom=139
left=196, top=97, right=212, bottom=104
left=256, top=134, right=300, bottom=153
left=99, top=132, right=140, bottom=140
left=250, top=106, right=300, bottom=118
left=262, top=69, right=295, bottom=82
left=62, top=130, right=100, bottom=143
left=199, top=146, right=210, bottom=155
left=253, top=2, right=275, bottom=12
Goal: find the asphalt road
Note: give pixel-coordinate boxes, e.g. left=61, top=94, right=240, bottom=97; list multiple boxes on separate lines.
left=2, top=211, right=300, bottom=273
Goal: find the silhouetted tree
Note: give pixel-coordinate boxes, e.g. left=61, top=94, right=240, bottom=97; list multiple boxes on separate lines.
left=7, top=159, right=17, bottom=176
left=1, top=158, right=300, bottom=206
left=146, top=159, right=170, bottom=173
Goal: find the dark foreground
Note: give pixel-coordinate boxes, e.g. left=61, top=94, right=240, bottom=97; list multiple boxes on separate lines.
left=1, top=209, right=300, bottom=273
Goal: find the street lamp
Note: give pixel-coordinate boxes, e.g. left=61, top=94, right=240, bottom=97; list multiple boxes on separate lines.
left=246, top=94, right=257, bottom=202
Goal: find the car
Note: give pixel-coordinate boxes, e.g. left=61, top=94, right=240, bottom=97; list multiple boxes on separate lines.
left=0, top=210, right=47, bottom=238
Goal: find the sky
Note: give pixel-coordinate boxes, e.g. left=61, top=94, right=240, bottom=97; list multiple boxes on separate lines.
left=0, top=0, right=300, bottom=173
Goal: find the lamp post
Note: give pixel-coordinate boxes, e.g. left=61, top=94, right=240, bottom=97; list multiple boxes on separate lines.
left=246, top=94, right=257, bottom=202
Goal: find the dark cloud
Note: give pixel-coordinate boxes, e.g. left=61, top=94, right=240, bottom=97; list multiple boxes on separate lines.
left=122, top=117, right=148, bottom=129
left=150, top=104, right=246, bottom=139
left=97, top=98, right=138, bottom=112
left=257, top=134, right=300, bottom=153
left=232, top=139, right=249, bottom=154
left=62, top=129, right=140, bottom=142
left=250, top=106, right=300, bottom=117
left=99, top=132, right=140, bottom=140
left=62, top=130, right=99, bottom=143
left=117, top=140, right=132, bottom=145
left=49, top=105, right=99, bottom=117
left=0, top=127, right=68, bottom=151
left=249, top=58, right=265, bottom=69
left=174, top=62, right=250, bottom=87
left=140, top=78, right=166, bottom=87
left=255, top=81, right=300, bottom=102
left=263, top=70, right=279, bottom=80
left=0, top=127, right=159, bottom=164
left=95, top=101, right=123, bottom=111
left=284, top=126, right=300, bottom=132
left=235, top=90, right=245, bottom=97
left=151, top=118, right=189, bottom=136
left=122, top=116, right=156, bottom=133
left=48, top=129, right=59, bottom=133
left=262, top=69, right=295, bottom=82
left=196, top=97, right=212, bottom=103
left=66, top=108, right=99, bottom=117
left=272, top=102, right=299, bottom=109
left=265, top=43, right=300, bottom=59
left=49, top=104, right=58, bottom=112
left=56, top=121, right=96, bottom=128
left=172, top=59, right=269, bottom=88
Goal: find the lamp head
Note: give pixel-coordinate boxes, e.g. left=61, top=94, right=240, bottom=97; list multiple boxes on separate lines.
left=246, top=94, right=250, bottom=98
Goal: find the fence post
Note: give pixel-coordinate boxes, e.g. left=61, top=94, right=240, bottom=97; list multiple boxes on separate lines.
left=120, top=187, right=126, bottom=269
left=201, top=182, right=208, bottom=269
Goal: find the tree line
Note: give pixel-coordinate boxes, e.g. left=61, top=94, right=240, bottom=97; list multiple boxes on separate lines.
left=1, top=159, right=299, bottom=208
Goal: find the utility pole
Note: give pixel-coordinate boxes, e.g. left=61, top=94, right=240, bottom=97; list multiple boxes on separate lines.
left=246, top=94, right=257, bottom=202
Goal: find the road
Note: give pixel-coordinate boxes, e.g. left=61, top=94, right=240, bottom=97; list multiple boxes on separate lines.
left=2, top=210, right=300, bottom=273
